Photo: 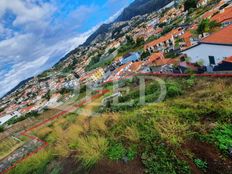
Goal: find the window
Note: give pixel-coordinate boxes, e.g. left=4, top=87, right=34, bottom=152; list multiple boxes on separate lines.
left=209, top=56, right=215, bottom=65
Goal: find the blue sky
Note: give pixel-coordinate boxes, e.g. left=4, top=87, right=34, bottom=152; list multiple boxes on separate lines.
left=0, top=0, right=133, bottom=97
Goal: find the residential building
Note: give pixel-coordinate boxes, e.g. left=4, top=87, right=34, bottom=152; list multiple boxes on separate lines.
left=120, top=52, right=140, bottom=65
left=182, top=24, right=232, bottom=69
left=214, top=56, right=232, bottom=71
left=197, top=0, right=209, bottom=7
left=211, top=6, right=232, bottom=26
left=144, top=28, right=184, bottom=53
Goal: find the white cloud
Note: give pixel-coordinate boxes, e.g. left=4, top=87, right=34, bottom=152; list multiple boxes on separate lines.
left=0, top=0, right=130, bottom=97
left=0, top=0, right=55, bottom=26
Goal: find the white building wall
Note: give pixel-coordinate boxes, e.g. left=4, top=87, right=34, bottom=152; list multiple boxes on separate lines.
left=183, top=44, right=232, bottom=66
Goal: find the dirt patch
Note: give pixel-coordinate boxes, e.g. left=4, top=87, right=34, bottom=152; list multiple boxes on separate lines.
left=90, top=158, right=144, bottom=174
left=60, top=154, right=89, bottom=174
left=182, top=140, right=232, bottom=174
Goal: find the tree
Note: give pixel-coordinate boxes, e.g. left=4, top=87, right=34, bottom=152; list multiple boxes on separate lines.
left=141, top=51, right=151, bottom=60
left=184, top=0, right=197, bottom=11
left=197, top=19, right=220, bottom=36
left=0, top=125, right=4, bottom=132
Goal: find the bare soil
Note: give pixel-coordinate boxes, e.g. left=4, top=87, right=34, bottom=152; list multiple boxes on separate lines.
left=90, top=158, right=144, bottom=174
left=181, top=139, right=232, bottom=174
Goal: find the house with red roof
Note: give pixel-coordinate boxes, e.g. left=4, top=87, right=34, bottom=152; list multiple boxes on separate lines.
left=144, top=28, right=184, bottom=53
left=182, top=24, right=232, bottom=70
left=211, top=6, right=232, bottom=26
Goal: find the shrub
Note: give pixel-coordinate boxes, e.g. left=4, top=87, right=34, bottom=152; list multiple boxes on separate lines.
left=77, top=135, right=108, bottom=168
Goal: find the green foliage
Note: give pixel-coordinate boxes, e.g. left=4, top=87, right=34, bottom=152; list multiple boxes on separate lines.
left=6, top=111, right=39, bottom=125
left=140, top=51, right=151, bottom=60
left=107, top=143, right=137, bottom=161
left=146, top=35, right=159, bottom=43
left=166, top=82, right=182, bottom=98
left=184, top=0, right=197, bottom=11
left=197, top=19, right=220, bottom=35
left=208, top=124, right=232, bottom=153
left=194, top=159, right=207, bottom=171
left=0, top=125, right=4, bottom=132
left=107, top=143, right=126, bottom=160
left=141, top=143, right=190, bottom=174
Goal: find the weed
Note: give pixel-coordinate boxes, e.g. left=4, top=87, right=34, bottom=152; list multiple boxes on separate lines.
left=194, top=159, right=207, bottom=171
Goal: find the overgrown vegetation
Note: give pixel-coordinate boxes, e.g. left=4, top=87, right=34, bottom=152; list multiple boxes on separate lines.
left=5, top=77, right=232, bottom=174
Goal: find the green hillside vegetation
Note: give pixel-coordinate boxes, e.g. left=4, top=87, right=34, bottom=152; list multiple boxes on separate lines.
left=8, top=77, right=232, bottom=174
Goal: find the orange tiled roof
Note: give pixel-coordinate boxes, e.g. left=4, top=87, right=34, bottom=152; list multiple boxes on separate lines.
left=224, top=56, right=232, bottom=63
left=146, top=52, right=164, bottom=64
left=144, top=28, right=183, bottom=49
left=128, top=62, right=143, bottom=72
left=201, top=24, right=232, bottom=44
left=211, top=6, right=232, bottom=23
left=153, top=58, right=180, bottom=66
left=181, top=31, right=192, bottom=39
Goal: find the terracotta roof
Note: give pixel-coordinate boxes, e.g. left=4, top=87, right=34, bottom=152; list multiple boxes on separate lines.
left=211, top=6, right=232, bottom=23
left=201, top=24, right=232, bottom=45
left=181, top=31, right=192, bottom=39
left=128, top=62, right=143, bottom=72
left=145, top=28, right=183, bottom=49
left=145, top=52, right=164, bottom=65
left=153, top=58, right=180, bottom=67
left=224, top=56, right=232, bottom=63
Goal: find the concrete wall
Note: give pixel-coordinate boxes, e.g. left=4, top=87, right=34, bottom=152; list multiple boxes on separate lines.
left=183, top=44, right=232, bottom=66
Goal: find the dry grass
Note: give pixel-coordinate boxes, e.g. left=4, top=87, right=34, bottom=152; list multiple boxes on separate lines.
left=36, top=127, right=53, bottom=139
left=123, top=125, right=140, bottom=143
left=153, top=115, right=190, bottom=146
left=0, top=137, right=22, bottom=160
left=90, top=116, right=108, bottom=133
left=76, top=134, right=108, bottom=168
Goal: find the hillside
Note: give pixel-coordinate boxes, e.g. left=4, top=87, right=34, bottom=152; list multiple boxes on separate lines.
left=6, top=76, right=232, bottom=174
left=116, top=0, right=172, bottom=22
left=82, top=0, right=172, bottom=46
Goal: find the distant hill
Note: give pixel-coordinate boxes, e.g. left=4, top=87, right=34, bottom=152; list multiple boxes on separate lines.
left=1, top=77, right=33, bottom=99
left=82, top=0, right=173, bottom=46
left=116, top=0, right=173, bottom=22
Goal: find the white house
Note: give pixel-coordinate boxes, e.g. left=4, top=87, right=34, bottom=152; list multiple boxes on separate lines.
left=182, top=25, right=232, bottom=69
left=0, top=111, right=21, bottom=125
